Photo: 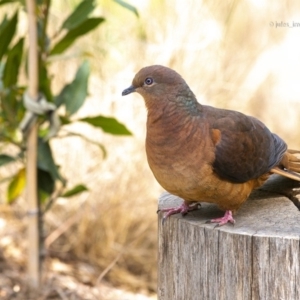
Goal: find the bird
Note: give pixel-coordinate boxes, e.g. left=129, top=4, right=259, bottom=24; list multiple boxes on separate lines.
left=122, top=65, right=300, bottom=226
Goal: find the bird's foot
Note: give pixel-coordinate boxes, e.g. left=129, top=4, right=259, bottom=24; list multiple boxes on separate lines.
left=207, top=210, right=235, bottom=227
left=159, top=202, right=201, bottom=223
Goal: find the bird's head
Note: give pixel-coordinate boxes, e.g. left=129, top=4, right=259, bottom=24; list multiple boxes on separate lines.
left=122, top=65, right=187, bottom=103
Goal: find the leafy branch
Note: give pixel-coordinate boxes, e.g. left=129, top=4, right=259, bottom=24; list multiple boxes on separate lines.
left=0, top=0, right=134, bottom=206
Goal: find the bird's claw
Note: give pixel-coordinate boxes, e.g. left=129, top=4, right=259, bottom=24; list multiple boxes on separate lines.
left=207, top=210, right=235, bottom=227
left=160, top=202, right=201, bottom=224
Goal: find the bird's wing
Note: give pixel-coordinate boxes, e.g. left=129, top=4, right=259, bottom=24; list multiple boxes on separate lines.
left=204, top=106, right=287, bottom=183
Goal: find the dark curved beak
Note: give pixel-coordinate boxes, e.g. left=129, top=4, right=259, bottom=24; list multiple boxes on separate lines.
left=122, top=85, right=136, bottom=96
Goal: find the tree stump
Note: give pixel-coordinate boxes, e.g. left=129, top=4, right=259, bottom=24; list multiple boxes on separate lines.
left=157, top=175, right=300, bottom=300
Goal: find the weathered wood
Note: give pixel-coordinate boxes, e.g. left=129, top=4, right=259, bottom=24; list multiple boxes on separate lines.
left=158, top=175, right=300, bottom=300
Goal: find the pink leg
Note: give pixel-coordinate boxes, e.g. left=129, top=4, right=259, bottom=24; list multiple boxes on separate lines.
left=159, top=202, right=201, bottom=222
left=208, top=210, right=235, bottom=226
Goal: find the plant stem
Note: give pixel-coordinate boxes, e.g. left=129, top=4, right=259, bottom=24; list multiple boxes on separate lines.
left=25, top=0, right=40, bottom=289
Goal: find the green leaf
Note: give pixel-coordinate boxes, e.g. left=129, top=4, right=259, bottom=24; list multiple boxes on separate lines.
left=59, top=116, right=71, bottom=125
left=38, top=138, right=64, bottom=183
left=3, top=37, right=23, bottom=87
left=0, top=14, right=8, bottom=32
left=0, top=88, right=25, bottom=131
left=61, top=184, right=88, bottom=198
left=0, top=0, right=22, bottom=6
left=113, top=0, right=139, bottom=17
left=39, top=189, right=50, bottom=204
left=38, top=168, right=55, bottom=198
left=0, top=11, right=18, bottom=62
left=50, top=17, right=105, bottom=55
left=0, top=154, right=16, bottom=166
left=7, top=167, right=26, bottom=203
left=61, top=0, right=96, bottom=30
left=55, top=61, right=90, bottom=116
left=39, top=60, right=53, bottom=102
left=79, top=115, right=132, bottom=135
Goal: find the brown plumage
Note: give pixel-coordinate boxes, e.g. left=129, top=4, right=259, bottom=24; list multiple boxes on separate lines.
left=122, top=65, right=300, bottom=225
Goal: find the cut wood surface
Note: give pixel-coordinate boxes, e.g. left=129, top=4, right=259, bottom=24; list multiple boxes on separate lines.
left=157, top=175, right=300, bottom=300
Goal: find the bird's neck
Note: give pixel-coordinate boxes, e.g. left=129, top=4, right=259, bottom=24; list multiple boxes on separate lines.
left=173, top=89, right=201, bottom=116
left=145, top=93, right=203, bottom=145
left=145, top=89, right=202, bottom=125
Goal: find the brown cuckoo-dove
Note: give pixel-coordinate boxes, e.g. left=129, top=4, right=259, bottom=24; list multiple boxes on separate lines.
left=122, top=65, right=300, bottom=225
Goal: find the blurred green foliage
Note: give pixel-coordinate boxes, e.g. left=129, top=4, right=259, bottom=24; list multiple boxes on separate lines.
left=0, top=0, right=134, bottom=206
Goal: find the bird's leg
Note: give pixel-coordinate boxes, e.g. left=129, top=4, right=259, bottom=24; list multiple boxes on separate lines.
left=208, top=210, right=235, bottom=226
left=159, top=201, right=201, bottom=222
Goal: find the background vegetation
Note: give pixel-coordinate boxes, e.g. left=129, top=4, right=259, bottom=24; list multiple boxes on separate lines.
left=1, top=0, right=300, bottom=299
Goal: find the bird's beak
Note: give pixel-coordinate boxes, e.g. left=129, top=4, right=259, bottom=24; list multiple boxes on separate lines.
left=122, top=85, right=136, bottom=96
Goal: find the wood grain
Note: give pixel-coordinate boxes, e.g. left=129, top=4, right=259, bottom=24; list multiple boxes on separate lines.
left=158, top=175, right=300, bottom=300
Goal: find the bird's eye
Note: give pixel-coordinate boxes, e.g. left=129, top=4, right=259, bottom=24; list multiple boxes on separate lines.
left=144, top=77, right=154, bottom=85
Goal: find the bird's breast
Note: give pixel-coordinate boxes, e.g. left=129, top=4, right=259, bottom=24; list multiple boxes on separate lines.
left=145, top=115, right=215, bottom=196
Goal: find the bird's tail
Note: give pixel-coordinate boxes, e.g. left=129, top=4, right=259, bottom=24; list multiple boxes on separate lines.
left=271, top=149, right=300, bottom=181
